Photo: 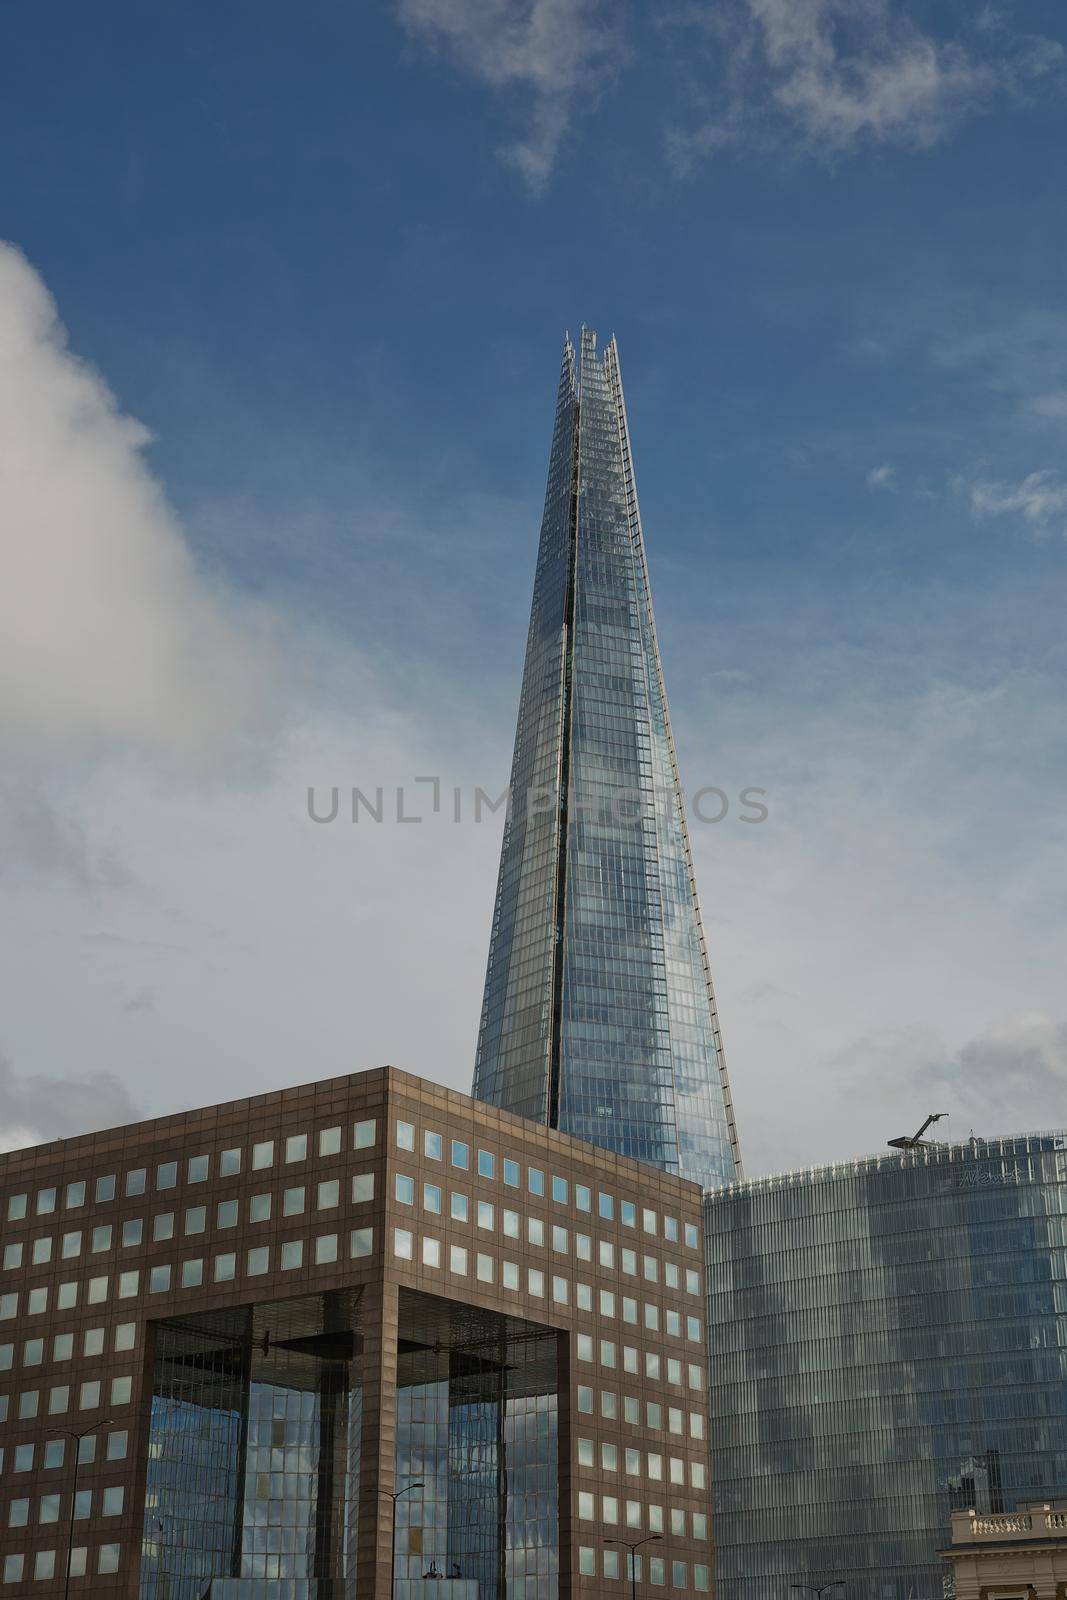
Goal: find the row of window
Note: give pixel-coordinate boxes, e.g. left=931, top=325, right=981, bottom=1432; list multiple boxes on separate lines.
left=393, top=1121, right=699, bottom=1247
left=1, top=1320, right=136, bottom=1372
left=0, top=1229, right=375, bottom=1318
left=392, top=1227, right=703, bottom=1340
left=576, top=1385, right=706, bottom=1441
left=576, top=1439, right=706, bottom=1490
left=2, top=1120, right=381, bottom=1225
left=577, top=1494, right=709, bottom=1540
left=7, top=1483, right=124, bottom=1527
left=393, top=1176, right=700, bottom=1289
left=576, top=1335, right=703, bottom=1389
left=2, top=1545, right=121, bottom=1583
left=2, top=1172, right=367, bottom=1271
left=0, top=1429, right=128, bottom=1476
left=0, top=1372, right=133, bottom=1423
left=577, top=1548, right=709, bottom=1591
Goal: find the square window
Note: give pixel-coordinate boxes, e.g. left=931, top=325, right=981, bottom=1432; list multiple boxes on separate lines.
left=395, top=1174, right=415, bottom=1205
left=156, top=1162, right=177, bottom=1191
left=575, top=1184, right=591, bottom=1212
left=114, top=1323, right=136, bottom=1352
left=153, top=1212, right=175, bottom=1242
left=451, top=1139, right=469, bottom=1170
left=503, top=1209, right=520, bottom=1238
left=476, top=1252, right=493, bottom=1283
left=94, top=1174, right=116, bottom=1203
left=91, top=1224, right=112, bottom=1252
left=47, top=1387, right=69, bottom=1416
left=528, top=1217, right=544, bottom=1246
left=577, top=1437, right=594, bottom=1466
left=185, top=1206, right=206, bottom=1235
left=502, top=1260, right=519, bottom=1289
left=576, top=1234, right=591, bottom=1261
left=450, top=1245, right=468, bottom=1275
left=2, top=1244, right=21, bottom=1270
left=19, top=1390, right=39, bottom=1418
left=502, top=1158, right=519, bottom=1187
left=87, top=1276, right=108, bottom=1304
left=217, top=1199, right=238, bottom=1228
left=528, top=1167, right=544, bottom=1196
left=214, top=1253, right=236, bottom=1282
left=79, top=1380, right=101, bottom=1409
left=247, top=1246, right=270, bottom=1276
left=150, top=1265, right=171, bottom=1293
left=118, top=1270, right=140, bottom=1298
left=102, top=1485, right=124, bottom=1515
left=551, top=1175, right=568, bottom=1204
left=6, top=1194, right=27, bottom=1222
left=283, top=1187, right=306, bottom=1217
left=576, top=1385, right=593, bottom=1415
left=424, top=1129, right=443, bottom=1159
left=601, top=1339, right=616, bottom=1367
left=35, top=1552, right=56, bottom=1580
left=281, top=1240, right=304, bottom=1270
left=643, top=1209, right=657, bottom=1234
left=477, top=1200, right=494, bottom=1230
left=188, top=1154, right=210, bottom=1183
left=252, top=1140, right=274, bottom=1170
left=600, top=1289, right=615, bottom=1317
left=111, top=1375, right=133, bottom=1404
left=528, top=1268, right=544, bottom=1296
left=249, top=1193, right=271, bottom=1223
left=396, top=1120, right=415, bottom=1152
left=423, top=1182, right=441, bottom=1214
left=353, top=1119, right=376, bottom=1149
left=621, top=1200, right=636, bottom=1227
left=3, top=1555, right=24, bottom=1582
left=107, top=1430, right=128, bottom=1461
left=318, top=1126, right=342, bottom=1157
left=219, top=1147, right=242, bottom=1177
left=576, top=1282, right=592, bottom=1311
left=665, top=1262, right=680, bottom=1290
left=350, top=1227, right=374, bottom=1259
left=98, top=1545, right=121, bottom=1576
left=604, top=1550, right=621, bottom=1580
left=552, top=1275, right=568, bottom=1304
left=552, top=1225, right=568, bottom=1253
left=664, top=1215, right=679, bottom=1243
left=181, top=1258, right=204, bottom=1288
left=28, top=1286, right=48, bottom=1313
left=422, top=1235, right=441, bottom=1268
left=450, top=1192, right=468, bottom=1222
left=36, top=1187, right=57, bottom=1215
left=84, top=1327, right=105, bottom=1356
left=121, top=1219, right=142, bottom=1248
left=599, top=1192, right=614, bottom=1219
left=579, top=1547, right=595, bottom=1577
left=31, top=1236, right=52, bottom=1265
left=43, top=1440, right=65, bottom=1469
left=477, top=1149, right=494, bottom=1179
left=0, top=1340, right=10, bottom=1368
left=393, top=1228, right=413, bottom=1260
left=314, top=1233, right=338, bottom=1265
left=599, top=1241, right=614, bottom=1269
left=285, top=1133, right=307, bottom=1163
left=685, top=1222, right=699, bottom=1249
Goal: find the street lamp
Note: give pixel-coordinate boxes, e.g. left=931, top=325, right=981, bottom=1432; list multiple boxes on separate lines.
left=383, top=1480, right=424, bottom=1600
left=49, top=1421, right=112, bottom=1600
left=791, top=1584, right=845, bottom=1600
left=606, top=1533, right=663, bottom=1600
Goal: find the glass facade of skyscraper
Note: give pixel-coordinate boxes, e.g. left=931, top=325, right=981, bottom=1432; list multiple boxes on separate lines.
left=473, top=329, right=741, bottom=1191
left=704, top=1132, right=1067, bottom=1600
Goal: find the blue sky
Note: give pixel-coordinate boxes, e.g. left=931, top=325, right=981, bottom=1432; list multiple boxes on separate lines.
left=1, top=0, right=1066, bottom=1171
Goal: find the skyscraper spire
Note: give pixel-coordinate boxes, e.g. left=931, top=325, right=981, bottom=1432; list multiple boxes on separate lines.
left=474, top=329, right=742, bottom=1189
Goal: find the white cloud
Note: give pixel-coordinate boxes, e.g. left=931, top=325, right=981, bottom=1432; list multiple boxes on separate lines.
left=395, top=0, right=618, bottom=191
left=965, top=468, right=1067, bottom=535
left=668, top=0, right=1064, bottom=169
left=867, top=462, right=896, bottom=489
left=0, top=242, right=278, bottom=766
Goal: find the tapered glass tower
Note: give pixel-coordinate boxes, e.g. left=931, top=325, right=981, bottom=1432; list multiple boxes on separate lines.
left=473, top=329, right=742, bottom=1189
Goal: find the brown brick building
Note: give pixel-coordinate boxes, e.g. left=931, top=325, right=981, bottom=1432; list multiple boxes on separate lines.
left=0, top=1067, right=712, bottom=1598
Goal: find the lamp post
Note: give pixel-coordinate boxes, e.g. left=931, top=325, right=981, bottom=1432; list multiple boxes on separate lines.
left=49, top=1421, right=112, bottom=1600
left=383, top=1480, right=424, bottom=1600
left=791, top=1583, right=845, bottom=1600
left=606, top=1532, right=663, bottom=1600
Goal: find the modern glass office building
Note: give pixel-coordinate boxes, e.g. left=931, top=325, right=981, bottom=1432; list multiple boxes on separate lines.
left=704, top=1131, right=1067, bottom=1600
left=473, top=328, right=742, bottom=1191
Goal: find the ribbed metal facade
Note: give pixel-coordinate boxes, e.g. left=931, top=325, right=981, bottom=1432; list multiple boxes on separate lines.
left=704, top=1132, right=1067, bottom=1600
left=473, top=329, right=741, bottom=1191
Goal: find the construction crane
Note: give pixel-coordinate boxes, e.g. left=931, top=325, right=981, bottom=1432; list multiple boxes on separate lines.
left=888, top=1112, right=947, bottom=1151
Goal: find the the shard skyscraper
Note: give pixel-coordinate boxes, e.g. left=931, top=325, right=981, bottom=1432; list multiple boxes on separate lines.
left=473, top=329, right=742, bottom=1190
